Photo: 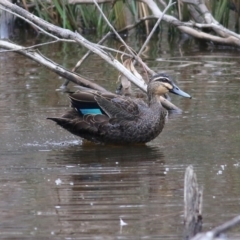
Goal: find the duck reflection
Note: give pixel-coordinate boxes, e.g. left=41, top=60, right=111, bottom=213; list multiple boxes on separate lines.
left=45, top=144, right=181, bottom=236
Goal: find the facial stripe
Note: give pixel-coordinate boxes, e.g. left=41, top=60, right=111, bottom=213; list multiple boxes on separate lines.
left=163, top=83, right=173, bottom=89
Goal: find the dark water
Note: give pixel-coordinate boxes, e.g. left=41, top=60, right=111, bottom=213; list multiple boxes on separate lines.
left=0, top=34, right=240, bottom=239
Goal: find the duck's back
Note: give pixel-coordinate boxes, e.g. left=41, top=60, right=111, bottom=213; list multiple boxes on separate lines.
left=93, top=101, right=167, bottom=144
left=48, top=91, right=167, bottom=144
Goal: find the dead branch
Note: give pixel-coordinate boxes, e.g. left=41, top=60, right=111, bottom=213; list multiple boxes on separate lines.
left=137, top=0, right=174, bottom=57
left=191, top=215, right=240, bottom=240
left=0, top=0, right=186, bottom=112
left=93, top=0, right=155, bottom=76
left=16, top=0, right=240, bottom=48
left=142, top=0, right=240, bottom=47
left=0, top=39, right=181, bottom=111
left=184, top=165, right=203, bottom=239
left=69, top=0, right=112, bottom=3
left=211, top=215, right=240, bottom=238
left=0, top=0, right=148, bottom=92
left=0, top=40, right=109, bottom=92
left=62, top=31, right=112, bottom=88
left=184, top=166, right=240, bottom=240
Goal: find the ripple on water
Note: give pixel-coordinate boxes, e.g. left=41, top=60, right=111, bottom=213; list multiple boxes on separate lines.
left=0, top=42, right=240, bottom=239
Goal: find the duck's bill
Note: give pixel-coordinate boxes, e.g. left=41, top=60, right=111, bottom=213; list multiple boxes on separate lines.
left=170, top=84, right=191, bottom=98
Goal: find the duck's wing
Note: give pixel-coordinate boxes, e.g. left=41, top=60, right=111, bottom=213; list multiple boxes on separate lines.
left=69, top=90, right=115, bottom=116
left=95, top=95, right=141, bottom=120
left=70, top=90, right=141, bottom=120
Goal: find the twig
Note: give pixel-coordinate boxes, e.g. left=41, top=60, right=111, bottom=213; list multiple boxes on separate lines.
left=0, top=40, right=109, bottom=92
left=0, top=6, right=59, bottom=40
left=0, top=0, right=182, bottom=111
left=191, top=215, right=240, bottom=240
left=93, top=0, right=155, bottom=75
left=141, top=0, right=240, bottom=47
left=97, top=45, right=132, bottom=58
left=0, top=39, right=74, bottom=53
left=138, top=0, right=175, bottom=57
left=93, top=0, right=137, bottom=58
left=0, top=0, right=148, bottom=92
left=61, top=31, right=111, bottom=87
left=117, top=16, right=157, bottom=33
left=182, top=22, right=240, bottom=40
left=211, top=215, right=240, bottom=237
left=73, top=32, right=111, bottom=72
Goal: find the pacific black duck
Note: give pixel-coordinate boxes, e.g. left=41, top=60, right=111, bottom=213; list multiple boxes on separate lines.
left=48, top=74, right=191, bottom=144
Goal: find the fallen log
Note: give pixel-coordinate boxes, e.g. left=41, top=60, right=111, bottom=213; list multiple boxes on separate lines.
left=183, top=166, right=240, bottom=240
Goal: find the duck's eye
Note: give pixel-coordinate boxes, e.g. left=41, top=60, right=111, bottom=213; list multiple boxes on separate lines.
left=160, top=78, right=172, bottom=84
left=161, top=78, right=169, bottom=83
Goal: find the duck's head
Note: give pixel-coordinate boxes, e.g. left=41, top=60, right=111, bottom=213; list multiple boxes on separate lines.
left=147, top=73, right=191, bottom=98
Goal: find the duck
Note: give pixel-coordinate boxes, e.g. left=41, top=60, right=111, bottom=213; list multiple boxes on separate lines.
left=47, top=74, right=191, bottom=144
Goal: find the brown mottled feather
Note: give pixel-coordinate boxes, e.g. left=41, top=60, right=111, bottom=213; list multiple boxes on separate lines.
left=48, top=74, right=191, bottom=144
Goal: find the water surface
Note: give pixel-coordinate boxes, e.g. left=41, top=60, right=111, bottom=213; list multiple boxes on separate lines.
left=0, top=34, right=240, bottom=239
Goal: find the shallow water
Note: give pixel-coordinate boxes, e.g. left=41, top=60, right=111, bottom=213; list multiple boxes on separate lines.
left=0, top=33, right=240, bottom=239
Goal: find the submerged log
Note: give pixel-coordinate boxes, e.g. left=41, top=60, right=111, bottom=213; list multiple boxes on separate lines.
left=184, top=165, right=203, bottom=240
left=184, top=166, right=240, bottom=240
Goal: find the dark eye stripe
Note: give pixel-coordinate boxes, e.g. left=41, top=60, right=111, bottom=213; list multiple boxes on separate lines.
left=160, top=78, right=170, bottom=83
left=154, top=77, right=170, bottom=83
left=151, top=74, right=174, bottom=86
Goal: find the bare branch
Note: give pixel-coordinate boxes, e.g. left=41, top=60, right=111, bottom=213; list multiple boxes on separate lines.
left=69, top=0, right=112, bottom=3
left=117, top=16, right=157, bottom=33
left=93, top=0, right=155, bottom=76
left=93, top=0, right=136, bottom=58
left=62, top=31, right=112, bottom=87
left=0, top=0, right=187, bottom=112
left=191, top=215, right=240, bottom=240
left=0, top=40, right=109, bottom=92
left=0, top=5, right=59, bottom=40
left=138, top=0, right=175, bottom=57
left=141, top=0, right=240, bottom=47
left=0, top=0, right=148, bottom=91
left=212, top=215, right=240, bottom=237
left=0, top=39, right=74, bottom=53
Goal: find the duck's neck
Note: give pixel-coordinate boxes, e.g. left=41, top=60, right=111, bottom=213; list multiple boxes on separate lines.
left=148, top=94, right=162, bottom=108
